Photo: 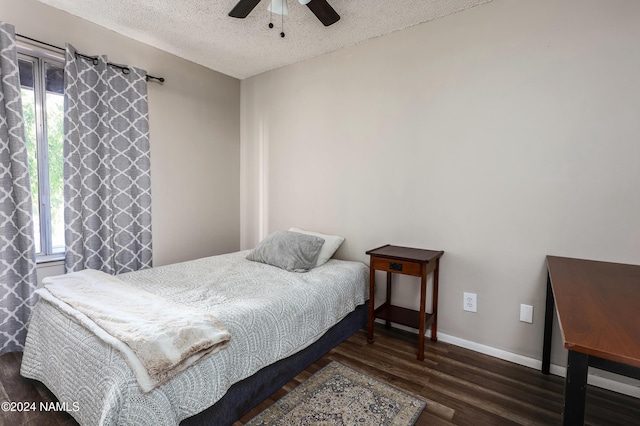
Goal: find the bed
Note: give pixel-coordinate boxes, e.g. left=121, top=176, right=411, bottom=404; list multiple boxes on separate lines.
left=20, top=244, right=369, bottom=425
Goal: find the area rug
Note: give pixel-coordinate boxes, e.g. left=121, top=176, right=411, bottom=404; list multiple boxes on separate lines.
left=246, top=361, right=426, bottom=425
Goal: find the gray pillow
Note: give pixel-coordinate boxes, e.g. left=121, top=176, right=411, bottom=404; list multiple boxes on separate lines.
left=246, top=231, right=325, bottom=272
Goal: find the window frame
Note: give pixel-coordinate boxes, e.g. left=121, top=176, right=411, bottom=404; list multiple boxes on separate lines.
left=17, top=41, right=65, bottom=262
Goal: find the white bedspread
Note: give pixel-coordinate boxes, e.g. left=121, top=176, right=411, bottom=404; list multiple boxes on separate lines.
left=38, top=269, right=231, bottom=392
left=21, top=251, right=368, bottom=425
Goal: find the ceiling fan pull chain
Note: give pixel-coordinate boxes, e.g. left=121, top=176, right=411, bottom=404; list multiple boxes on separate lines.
left=281, top=12, right=285, bottom=37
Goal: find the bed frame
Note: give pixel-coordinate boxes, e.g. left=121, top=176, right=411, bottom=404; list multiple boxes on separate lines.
left=182, top=302, right=368, bottom=425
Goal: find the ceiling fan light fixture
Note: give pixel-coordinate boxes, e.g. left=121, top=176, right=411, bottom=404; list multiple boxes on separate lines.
left=229, top=0, right=340, bottom=27
left=267, top=0, right=288, bottom=16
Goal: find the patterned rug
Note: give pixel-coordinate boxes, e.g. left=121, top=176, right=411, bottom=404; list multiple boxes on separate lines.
left=247, top=361, right=426, bottom=425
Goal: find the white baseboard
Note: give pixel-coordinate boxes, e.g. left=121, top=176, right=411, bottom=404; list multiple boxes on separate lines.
left=374, top=320, right=640, bottom=398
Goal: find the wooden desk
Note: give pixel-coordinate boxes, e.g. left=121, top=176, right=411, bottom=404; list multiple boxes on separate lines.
left=542, top=256, right=640, bottom=425
left=366, top=245, right=443, bottom=361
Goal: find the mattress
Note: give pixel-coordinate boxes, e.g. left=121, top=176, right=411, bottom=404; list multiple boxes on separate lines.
left=20, top=250, right=369, bottom=425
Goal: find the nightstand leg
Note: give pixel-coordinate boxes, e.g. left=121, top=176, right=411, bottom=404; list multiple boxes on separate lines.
left=368, top=264, right=375, bottom=344
left=385, top=272, right=392, bottom=329
left=418, top=265, right=427, bottom=361
left=431, top=258, right=440, bottom=342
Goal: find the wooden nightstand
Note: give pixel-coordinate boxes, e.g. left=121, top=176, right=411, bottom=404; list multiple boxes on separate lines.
left=366, top=244, right=444, bottom=361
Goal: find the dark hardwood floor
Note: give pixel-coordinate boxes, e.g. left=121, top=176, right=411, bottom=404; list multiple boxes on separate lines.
left=2, top=326, right=640, bottom=425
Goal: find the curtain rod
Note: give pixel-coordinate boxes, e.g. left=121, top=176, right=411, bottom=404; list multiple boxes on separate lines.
left=16, top=34, right=165, bottom=83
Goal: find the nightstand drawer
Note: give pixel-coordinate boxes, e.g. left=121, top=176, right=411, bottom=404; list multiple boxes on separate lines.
left=372, top=257, right=421, bottom=276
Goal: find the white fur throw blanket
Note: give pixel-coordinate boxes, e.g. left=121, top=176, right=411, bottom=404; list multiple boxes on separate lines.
left=37, top=269, right=231, bottom=392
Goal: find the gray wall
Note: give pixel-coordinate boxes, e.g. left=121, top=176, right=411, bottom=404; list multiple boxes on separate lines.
left=2, top=0, right=241, bottom=280
left=240, top=0, right=640, bottom=378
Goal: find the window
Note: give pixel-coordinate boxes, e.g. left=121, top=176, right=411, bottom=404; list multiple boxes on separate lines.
left=18, top=45, right=65, bottom=259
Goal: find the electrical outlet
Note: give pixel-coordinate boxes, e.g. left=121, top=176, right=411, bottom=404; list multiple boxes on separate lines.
left=463, top=292, right=477, bottom=313
left=520, top=304, right=533, bottom=323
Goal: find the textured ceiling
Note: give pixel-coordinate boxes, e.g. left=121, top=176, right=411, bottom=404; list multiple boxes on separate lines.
left=35, top=0, right=492, bottom=79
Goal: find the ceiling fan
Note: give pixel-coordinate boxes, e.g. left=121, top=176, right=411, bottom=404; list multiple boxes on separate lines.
left=229, top=0, right=340, bottom=27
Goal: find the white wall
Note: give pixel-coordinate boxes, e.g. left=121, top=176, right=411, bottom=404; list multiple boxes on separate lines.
left=2, top=0, right=241, bottom=279
left=241, top=0, right=640, bottom=372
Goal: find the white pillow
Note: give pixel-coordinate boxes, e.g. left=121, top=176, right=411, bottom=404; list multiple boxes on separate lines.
left=289, top=228, right=345, bottom=267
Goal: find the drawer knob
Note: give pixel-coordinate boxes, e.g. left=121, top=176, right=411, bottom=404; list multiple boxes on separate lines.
left=389, top=262, right=403, bottom=271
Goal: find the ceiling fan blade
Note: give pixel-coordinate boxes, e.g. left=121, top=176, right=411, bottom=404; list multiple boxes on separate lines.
left=229, top=0, right=263, bottom=18
left=305, top=0, right=340, bottom=26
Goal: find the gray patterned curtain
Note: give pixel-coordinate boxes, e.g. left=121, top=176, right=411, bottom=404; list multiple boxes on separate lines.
left=0, top=22, right=38, bottom=354
left=64, top=44, right=152, bottom=274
